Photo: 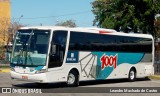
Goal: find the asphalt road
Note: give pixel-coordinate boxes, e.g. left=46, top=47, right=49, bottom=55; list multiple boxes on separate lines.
left=0, top=73, right=160, bottom=96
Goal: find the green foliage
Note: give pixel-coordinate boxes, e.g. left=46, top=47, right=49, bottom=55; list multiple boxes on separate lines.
left=92, top=0, right=160, bottom=36
left=55, top=19, right=77, bottom=27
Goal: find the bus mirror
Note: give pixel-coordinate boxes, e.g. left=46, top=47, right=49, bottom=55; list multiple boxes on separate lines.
left=51, top=45, right=56, bottom=55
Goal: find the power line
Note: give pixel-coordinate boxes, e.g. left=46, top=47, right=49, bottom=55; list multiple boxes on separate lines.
left=12, top=10, right=92, bottom=20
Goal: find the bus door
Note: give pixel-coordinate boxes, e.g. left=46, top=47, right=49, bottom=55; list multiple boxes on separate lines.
left=48, top=31, right=68, bottom=68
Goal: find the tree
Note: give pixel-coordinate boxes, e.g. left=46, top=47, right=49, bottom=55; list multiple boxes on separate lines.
left=92, top=0, right=160, bottom=36
left=0, top=17, right=10, bottom=60
left=0, top=18, right=10, bottom=45
left=155, top=17, right=160, bottom=38
left=0, top=16, right=24, bottom=60
left=8, top=21, right=24, bottom=43
left=55, top=19, right=77, bottom=27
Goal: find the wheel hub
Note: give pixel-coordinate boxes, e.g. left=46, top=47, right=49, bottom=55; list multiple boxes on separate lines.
left=67, top=73, right=75, bottom=84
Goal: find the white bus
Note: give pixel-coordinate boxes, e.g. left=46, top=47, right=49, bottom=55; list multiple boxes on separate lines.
left=10, top=26, right=154, bottom=86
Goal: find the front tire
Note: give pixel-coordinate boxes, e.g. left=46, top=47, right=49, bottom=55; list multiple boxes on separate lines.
left=67, top=70, right=79, bottom=87
left=128, top=69, right=136, bottom=82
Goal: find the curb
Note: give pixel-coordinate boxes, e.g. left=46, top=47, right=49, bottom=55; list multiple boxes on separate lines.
left=148, top=75, right=160, bottom=80
left=0, top=68, right=10, bottom=73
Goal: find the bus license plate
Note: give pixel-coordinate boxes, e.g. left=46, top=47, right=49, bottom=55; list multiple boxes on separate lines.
left=22, top=76, right=28, bottom=80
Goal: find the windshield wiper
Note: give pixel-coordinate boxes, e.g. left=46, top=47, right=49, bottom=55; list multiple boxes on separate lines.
left=25, top=30, right=34, bottom=66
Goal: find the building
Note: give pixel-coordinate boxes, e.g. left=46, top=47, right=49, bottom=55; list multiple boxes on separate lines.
left=0, top=0, right=10, bottom=46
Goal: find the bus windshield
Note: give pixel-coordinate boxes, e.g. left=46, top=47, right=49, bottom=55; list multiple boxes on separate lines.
left=11, top=29, right=50, bottom=66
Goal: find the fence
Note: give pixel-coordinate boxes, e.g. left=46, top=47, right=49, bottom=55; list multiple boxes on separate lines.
left=155, top=51, right=160, bottom=75
left=0, top=59, right=9, bottom=68
left=0, top=52, right=10, bottom=68
left=154, top=64, right=160, bottom=75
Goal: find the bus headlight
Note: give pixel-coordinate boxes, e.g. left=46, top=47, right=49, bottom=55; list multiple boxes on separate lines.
left=35, top=69, right=47, bottom=74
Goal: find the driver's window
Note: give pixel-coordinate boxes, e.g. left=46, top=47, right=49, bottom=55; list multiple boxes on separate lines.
left=48, top=31, right=68, bottom=68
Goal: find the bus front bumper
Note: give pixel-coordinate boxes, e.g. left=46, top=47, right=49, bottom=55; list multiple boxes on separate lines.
left=10, top=71, right=48, bottom=83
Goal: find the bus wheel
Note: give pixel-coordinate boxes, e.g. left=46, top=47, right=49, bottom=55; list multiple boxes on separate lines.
left=128, top=69, right=136, bottom=82
left=67, top=70, right=79, bottom=87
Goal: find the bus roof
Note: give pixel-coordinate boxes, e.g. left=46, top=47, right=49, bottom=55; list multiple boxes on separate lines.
left=19, top=26, right=153, bottom=39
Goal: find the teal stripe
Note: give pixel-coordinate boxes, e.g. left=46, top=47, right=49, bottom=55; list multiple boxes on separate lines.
left=92, top=52, right=144, bottom=79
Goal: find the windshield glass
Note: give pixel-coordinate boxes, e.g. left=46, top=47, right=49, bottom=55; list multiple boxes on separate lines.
left=11, top=29, right=50, bottom=66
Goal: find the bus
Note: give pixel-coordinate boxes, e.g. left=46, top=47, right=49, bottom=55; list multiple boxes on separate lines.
left=10, top=26, right=154, bottom=86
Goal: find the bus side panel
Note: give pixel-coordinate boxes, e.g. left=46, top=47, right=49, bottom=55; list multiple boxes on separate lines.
left=45, top=70, right=68, bottom=83
left=107, top=64, right=132, bottom=79
left=47, top=65, right=82, bottom=83
left=66, top=51, right=153, bottom=81
left=66, top=51, right=97, bottom=81
left=46, top=51, right=153, bottom=83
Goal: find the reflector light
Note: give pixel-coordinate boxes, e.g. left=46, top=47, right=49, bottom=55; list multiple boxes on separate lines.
left=99, top=30, right=112, bottom=34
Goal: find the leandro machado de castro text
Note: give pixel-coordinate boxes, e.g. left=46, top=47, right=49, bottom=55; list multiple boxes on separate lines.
left=110, top=88, right=158, bottom=93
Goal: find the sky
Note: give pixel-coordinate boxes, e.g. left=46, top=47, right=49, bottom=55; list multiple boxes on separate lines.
left=11, top=0, right=95, bottom=27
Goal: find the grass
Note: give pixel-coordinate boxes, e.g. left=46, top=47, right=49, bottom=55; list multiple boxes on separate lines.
left=0, top=68, right=10, bottom=72
left=148, top=75, right=160, bottom=80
